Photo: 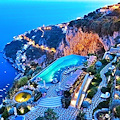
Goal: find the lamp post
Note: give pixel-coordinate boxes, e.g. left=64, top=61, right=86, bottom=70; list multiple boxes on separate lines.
left=43, top=80, right=46, bottom=88
left=14, top=107, right=17, bottom=117
left=59, top=82, right=61, bottom=90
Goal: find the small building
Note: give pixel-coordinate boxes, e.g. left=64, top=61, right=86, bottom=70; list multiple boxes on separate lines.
left=99, top=8, right=111, bottom=14
left=87, top=56, right=97, bottom=66
left=110, top=48, right=120, bottom=54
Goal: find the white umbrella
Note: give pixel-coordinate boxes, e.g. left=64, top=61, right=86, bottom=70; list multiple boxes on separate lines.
left=1, top=117, right=4, bottom=120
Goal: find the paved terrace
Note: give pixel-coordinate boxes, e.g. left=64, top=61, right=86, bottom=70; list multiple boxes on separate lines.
left=25, top=106, right=79, bottom=120
left=23, top=67, right=83, bottom=120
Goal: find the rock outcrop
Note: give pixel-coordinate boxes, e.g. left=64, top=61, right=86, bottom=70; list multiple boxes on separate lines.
left=63, top=27, right=105, bottom=56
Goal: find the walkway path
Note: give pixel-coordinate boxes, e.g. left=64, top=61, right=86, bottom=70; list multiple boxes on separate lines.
left=46, top=73, right=70, bottom=97
left=83, top=57, right=117, bottom=120
left=25, top=106, right=79, bottom=120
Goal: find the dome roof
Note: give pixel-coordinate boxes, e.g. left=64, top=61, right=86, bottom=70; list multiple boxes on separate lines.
left=95, top=61, right=102, bottom=67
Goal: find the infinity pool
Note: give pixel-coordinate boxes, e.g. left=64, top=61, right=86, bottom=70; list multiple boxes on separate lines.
left=34, top=54, right=86, bottom=83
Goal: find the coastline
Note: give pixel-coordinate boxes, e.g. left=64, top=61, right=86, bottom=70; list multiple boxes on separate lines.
left=0, top=2, right=120, bottom=120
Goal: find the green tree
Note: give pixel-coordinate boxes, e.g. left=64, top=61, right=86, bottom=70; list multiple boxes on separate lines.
left=115, top=105, right=120, bottom=118
left=2, top=108, right=9, bottom=119
left=100, top=59, right=108, bottom=65
left=61, top=91, right=71, bottom=108
left=83, top=61, right=88, bottom=67
left=30, top=61, right=38, bottom=68
left=44, top=108, right=58, bottom=120
left=76, top=110, right=85, bottom=120
left=101, top=87, right=109, bottom=93
left=36, top=116, right=44, bottom=120
left=94, top=73, right=102, bottom=81
left=22, top=93, right=28, bottom=99
left=117, top=63, right=120, bottom=70
left=87, top=65, right=96, bottom=74
left=87, top=87, right=97, bottom=99
left=17, top=76, right=28, bottom=87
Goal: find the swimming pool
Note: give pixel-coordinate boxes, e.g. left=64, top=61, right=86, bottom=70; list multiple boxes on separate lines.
left=34, top=54, right=86, bottom=83
left=15, top=116, right=25, bottom=120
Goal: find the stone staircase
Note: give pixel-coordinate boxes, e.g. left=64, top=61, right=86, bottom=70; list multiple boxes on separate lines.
left=38, top=96, right=62, bottom=107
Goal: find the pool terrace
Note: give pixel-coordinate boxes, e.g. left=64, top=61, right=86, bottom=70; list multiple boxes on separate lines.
left=32, top=54, right=87, bottom=84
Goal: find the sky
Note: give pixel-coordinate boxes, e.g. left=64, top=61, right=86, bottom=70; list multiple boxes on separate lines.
left=0, top=0, right=119, bottom=5
left=0, top=0, right=120, bottom=2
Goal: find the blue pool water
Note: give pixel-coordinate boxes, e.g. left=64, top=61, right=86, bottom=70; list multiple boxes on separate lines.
left=15, top=116, right=25, bottom=120
left=35, top=54, right=86, bottom=83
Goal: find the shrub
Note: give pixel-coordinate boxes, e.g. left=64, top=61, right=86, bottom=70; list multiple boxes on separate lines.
left=17, top=76, right=28, bottom=88
left=2, top=108, right=9, bottom=119
left=87, top=65, right=96, bottom=74
left=97, top=100, right=110, bottom=109
left=30, top=62, right=38, bottom=68
left=87, top=87, right=97, bottom=99
left=117, top=63, right=120, bottom=70
left=100, top=59, right=109, bottom=65
left=91, top=82, right=99, bottom=86
left=64, top=91, right=71, bottom=98
left=76, top=110, right=85, bottom=120
left=27, top=69, right=34, bottom=76
left=105, top=71, right=112, bottom=77
left=101, top=87, right=109, bottom=93
left=116, top=78, right=120, bottom=85
left=44, top=108, right=59, bottom=120
left=0, top=106, right=5, bottom=114
left=114, top=105, right=120, bottom=118
left=36, top=116, right=44, bottom=120
left=61, top=97, right=71, bottom=109
left=17, top=107, right=30, bottom=115
left=61, top=91, right=71, bottom=109
left=94, top=73, right=102, bottom=81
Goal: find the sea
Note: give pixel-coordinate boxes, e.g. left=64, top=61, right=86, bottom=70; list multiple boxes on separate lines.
left=0, top=0, right=119, bottom=103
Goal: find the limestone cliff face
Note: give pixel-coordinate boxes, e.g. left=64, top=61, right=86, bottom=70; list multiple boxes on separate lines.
left=62, top=27, right=105, bottom=56
left=100, top=31, right=120, bottom=51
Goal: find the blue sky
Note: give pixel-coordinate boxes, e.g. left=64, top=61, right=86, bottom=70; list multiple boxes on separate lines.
left=0, top=0, right=120, bottom=2
left=0, top=0, right=120, bottom=5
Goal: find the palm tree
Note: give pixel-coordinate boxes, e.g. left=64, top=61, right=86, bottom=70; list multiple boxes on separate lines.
left=83, top=61, right=88, bottom=67
left=76, top=110, right=85, bottom=120
left=44, top=108, right=58, bottom=120
left=22, top=93, right=28, bottom=99
left=36, top=116, right=45, bottom=120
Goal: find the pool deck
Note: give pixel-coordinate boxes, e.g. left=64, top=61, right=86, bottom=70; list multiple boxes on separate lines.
left=30, top=54, right=86, bottom=84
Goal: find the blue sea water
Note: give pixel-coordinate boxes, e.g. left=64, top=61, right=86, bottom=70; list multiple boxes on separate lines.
left=0, top=1, right=119, bottom=103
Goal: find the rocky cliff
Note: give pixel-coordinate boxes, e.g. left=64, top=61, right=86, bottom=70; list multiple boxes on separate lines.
left=59, top=3, right=120, bottom=57
left=63, top=27, right=104, bottom=56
